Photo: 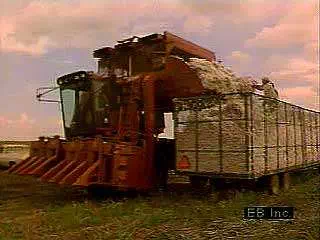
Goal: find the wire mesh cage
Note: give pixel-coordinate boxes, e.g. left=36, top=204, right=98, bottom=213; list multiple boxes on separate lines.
left=173, top=92, right=320, bottom=178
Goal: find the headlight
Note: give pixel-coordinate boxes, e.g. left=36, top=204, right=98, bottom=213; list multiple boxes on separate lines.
left=57, top=71, right=88, bottom=86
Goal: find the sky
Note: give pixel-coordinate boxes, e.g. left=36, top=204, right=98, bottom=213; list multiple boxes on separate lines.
left=0, top=0, right=319, bottom=140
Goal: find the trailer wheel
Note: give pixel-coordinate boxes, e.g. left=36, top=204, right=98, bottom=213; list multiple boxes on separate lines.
left=269, top=174, right=280, bottom=195
left=209, top=178, right=225, bottom=191
left=280, top=172, right=290, bottom=191
left=189, top=176, right=208, bottom=189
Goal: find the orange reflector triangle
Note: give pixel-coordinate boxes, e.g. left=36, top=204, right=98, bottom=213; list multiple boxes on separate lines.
left=177, top=155, right=190, bottom=169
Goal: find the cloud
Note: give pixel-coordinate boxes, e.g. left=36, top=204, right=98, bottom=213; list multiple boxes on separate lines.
left=0, top=113, right=63, bottom=141
left=0, top=116, right=13, bottom=127
left=0, top=1, right=145, bottom=54
left=304, top=41, right=319, bottom=62
left=1, top=35, right=53, bottom=55
left=225, top=50, right=252, bottom=74
left=228, top=50, right=251, bottom=63
left=0, top=113, right=34, bottom=127
left=261, top=54, right=319, bottom=110
left=245, top=1, right=318, bottom=48
left=179, top=0, right=288, bottom=23
left=261, top=55, right=319, bottom=110
left=269, top=57, right=318, bottom=85
left=19, top=113, right=35, bottom=126
left=279, top=86, right=319, bottom=111
left=1, top=0, right=219, bottom=55
left=0, top=0, right=294, bottom=56
left=183, top=15, right=214, bottom=34
left=240, top=0, right=319, bottom=110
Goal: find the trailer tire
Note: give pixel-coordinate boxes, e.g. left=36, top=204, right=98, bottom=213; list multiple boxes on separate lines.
left=189, top=176, right=208, bottom=189
left=280, top=172, right=290, bottom=191
left=269, top=174, right=280, bottom=195
left=209, top=178, right=225, bottom=191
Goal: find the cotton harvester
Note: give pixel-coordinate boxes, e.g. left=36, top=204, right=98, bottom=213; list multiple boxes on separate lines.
left=8, top=32, right=217, bottom=191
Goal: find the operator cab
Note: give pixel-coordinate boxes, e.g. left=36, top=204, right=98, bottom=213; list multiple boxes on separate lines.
left=57, top=71, right=117, bottom=139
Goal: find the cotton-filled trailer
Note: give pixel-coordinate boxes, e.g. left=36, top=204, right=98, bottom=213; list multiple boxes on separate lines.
left=174, top=92, right=320, bottom=193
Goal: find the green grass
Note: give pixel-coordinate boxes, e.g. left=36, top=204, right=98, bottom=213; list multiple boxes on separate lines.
left=0, top=170, right=319, bottom=239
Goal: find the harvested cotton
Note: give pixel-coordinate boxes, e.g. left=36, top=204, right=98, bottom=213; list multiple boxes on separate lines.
left=174, top=93, right=319, bottom=175
left=186, top=58, right=254, bottom=94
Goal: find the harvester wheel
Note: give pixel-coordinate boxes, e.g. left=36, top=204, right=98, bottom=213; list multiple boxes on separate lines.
left=88, top=185, right=105, bottom=199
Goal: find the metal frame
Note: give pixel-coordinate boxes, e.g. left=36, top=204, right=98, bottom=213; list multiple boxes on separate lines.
left=36, top=87, right=61, bottom=103
left=59, top=88, right=67, bottom=139
left=175, top=162, right=320, bottom=180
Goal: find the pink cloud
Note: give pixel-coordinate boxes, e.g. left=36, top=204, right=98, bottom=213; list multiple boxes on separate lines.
left=245, top=1, right=318, bottom=48
left=262, top=55, right=319, bottom=111
left=304, top=41, right=319, bottom=63
left=0, top=1, right=150, bottom=54
left=183, top=15, right=214, bottom=34
left=0, top=0, right=295, bottom=55
left=225, top=50, right=252, bottom=74
left=1, top=0, right=216, bottom=55
left=18, top=113, right=35, bottom=126
left=0, top=113, right=63, bottom=141
left=1, top=36, right=53, bottom=55
left=280, top=86, right=319, bottom=111
left=269, top=58, right=318, bottom=84
left=227, top=51, right=251, bottom=63
left=180, top=0, right=288, bottom=23
left=0, top=116, right=12, bottom=127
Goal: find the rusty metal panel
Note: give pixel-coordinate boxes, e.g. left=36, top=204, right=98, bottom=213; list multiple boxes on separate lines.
left=164, top=31, right=216, bottom=61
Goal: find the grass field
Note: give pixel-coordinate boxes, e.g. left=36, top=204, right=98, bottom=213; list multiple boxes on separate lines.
left=0, top=170, right=319, bottom=240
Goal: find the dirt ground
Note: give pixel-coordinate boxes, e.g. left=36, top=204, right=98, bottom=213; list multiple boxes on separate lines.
left=0, top=169, right=319, bottom=240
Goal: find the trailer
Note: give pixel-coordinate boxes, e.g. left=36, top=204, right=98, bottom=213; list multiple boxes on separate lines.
left=173, top=92, right=320, bottom=193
